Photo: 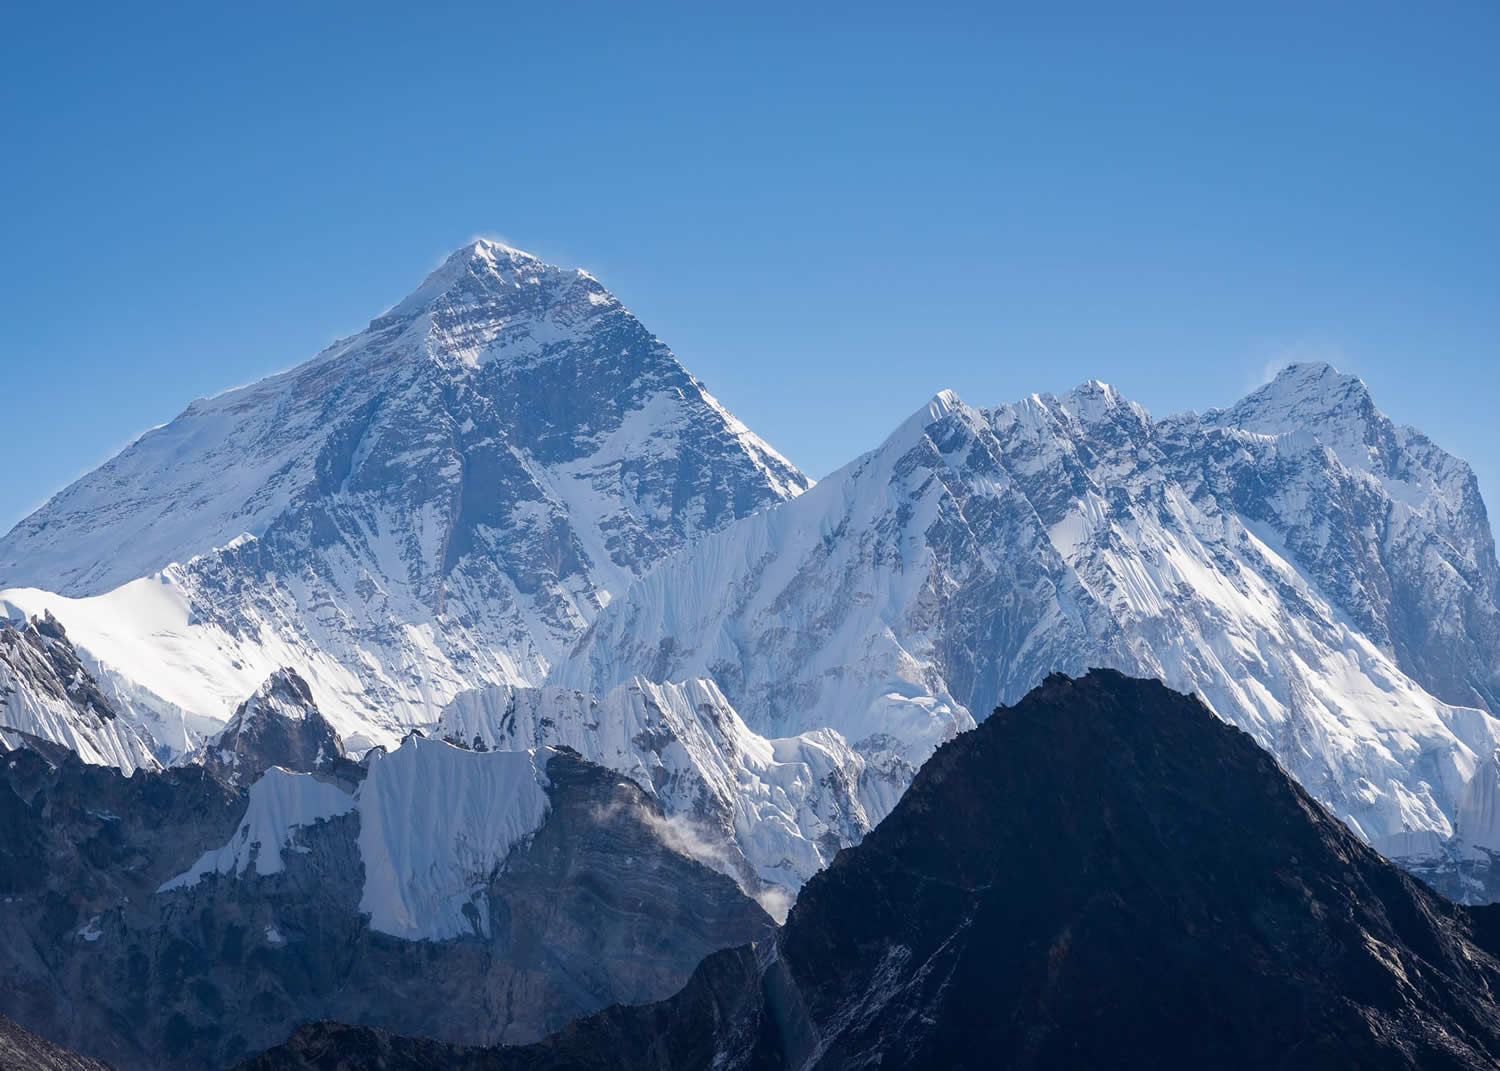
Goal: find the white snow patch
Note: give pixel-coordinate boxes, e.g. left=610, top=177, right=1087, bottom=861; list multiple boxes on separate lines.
left=159, top=768, right=355, bottom=890
left=356, top=736, right=550, bottom=940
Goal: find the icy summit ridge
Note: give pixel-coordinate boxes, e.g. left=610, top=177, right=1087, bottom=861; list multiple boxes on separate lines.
left=561, top=363, right=1500, bottom=863
left=377, top=237, right=612, bottom=335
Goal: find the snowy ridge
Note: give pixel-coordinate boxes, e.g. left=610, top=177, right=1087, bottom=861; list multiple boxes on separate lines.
left=0, top=609, right=158, bottom=774
left=554, top=389, right=1027, bottom=820
left=0, top=239, right=809, bottom=756
left=562, top=366, right=1500, bottom=860
left=436, top=677, right=868, bottom=892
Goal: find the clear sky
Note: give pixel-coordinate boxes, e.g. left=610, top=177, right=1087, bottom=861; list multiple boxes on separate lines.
left=3, top=3, right=1497, bottom=538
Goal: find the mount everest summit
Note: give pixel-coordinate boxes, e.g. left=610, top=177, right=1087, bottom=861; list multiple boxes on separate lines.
left=2, top=237, right=1500, bottom=938
left=0, top=238, right=808, bottom=756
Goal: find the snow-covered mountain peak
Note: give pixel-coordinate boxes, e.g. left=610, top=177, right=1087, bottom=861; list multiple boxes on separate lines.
left=228, top=668, right=320, bottom=727
left=882, top=387, right=1018, bottom=468
left=380, top=238, right=608, bottom=334
left=880, top=388, right=974, bottom=455
left=998, top=379, right=1152, bottom=443
left=0, top=241, right=810, bottom=756
left=1213, top=362, right=1383, bottom=466
left=1056, top=377, right=1151, bottom=428
left=563, top=369, right=1500, bottom=869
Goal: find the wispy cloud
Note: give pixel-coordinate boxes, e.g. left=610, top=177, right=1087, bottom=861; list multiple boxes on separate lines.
left=593, top=799, right=793, bottom=924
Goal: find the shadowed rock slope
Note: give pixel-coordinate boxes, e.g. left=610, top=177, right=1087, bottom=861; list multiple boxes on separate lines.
left=249, top=669, right=1500, bottom=1070
left=196, top=669, right=352, bottom=786
left=0, top=1013, right=112, bottom=1071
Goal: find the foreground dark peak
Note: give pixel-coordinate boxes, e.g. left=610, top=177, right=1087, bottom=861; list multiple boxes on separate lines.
left=250, top=670, right=1500, bottom=1070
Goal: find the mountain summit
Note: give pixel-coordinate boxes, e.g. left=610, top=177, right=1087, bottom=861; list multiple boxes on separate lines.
left=0, top=242, right=809, bottom=752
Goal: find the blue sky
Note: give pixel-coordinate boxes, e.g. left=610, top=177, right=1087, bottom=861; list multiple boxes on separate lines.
left=3, top=3, right=1497, bottom=537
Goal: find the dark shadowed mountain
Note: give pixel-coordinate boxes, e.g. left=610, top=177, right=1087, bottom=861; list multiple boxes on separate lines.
left=0, top=1013, right=112, bottom=1071
left=247, top=670, right=1500, bottom=1070
left=0, top=733, right=772, bottom=1070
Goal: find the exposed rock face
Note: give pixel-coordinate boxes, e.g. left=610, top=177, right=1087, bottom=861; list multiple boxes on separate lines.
left=0, top=240, right=809, bottom=755
left=0, top=609, right=159, bottom=773
left=247, top=671, right=1500, bottom=1070
left=561, top=367, right=1500, bottom=864
left=199, top=669, right=349, bottom=785
left=0, top=738, right=772, bottom=1070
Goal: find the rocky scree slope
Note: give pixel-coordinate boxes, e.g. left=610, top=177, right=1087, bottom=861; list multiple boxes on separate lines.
left=0, top=1013, right=112, bottom=1071
left=247, top=670, right=1500, bottom=1071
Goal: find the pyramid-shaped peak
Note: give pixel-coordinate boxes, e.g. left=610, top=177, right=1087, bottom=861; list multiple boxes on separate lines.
left=888, top=389, right=969, bottom=442
left=448, top=237, right=547, bottom=269
left=219, top=668, right=324, bottom=738
left=382, top=238, right=589, bottom=323
left=1264, top=360, right=1365, bottom=396
left=206, top=668, right=345, bottom=784
left=828, top=388, right=979, bottom=486
left=1222, top=361, right=1376, bottom=436
left=249, top=668, right=318, bottom=714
